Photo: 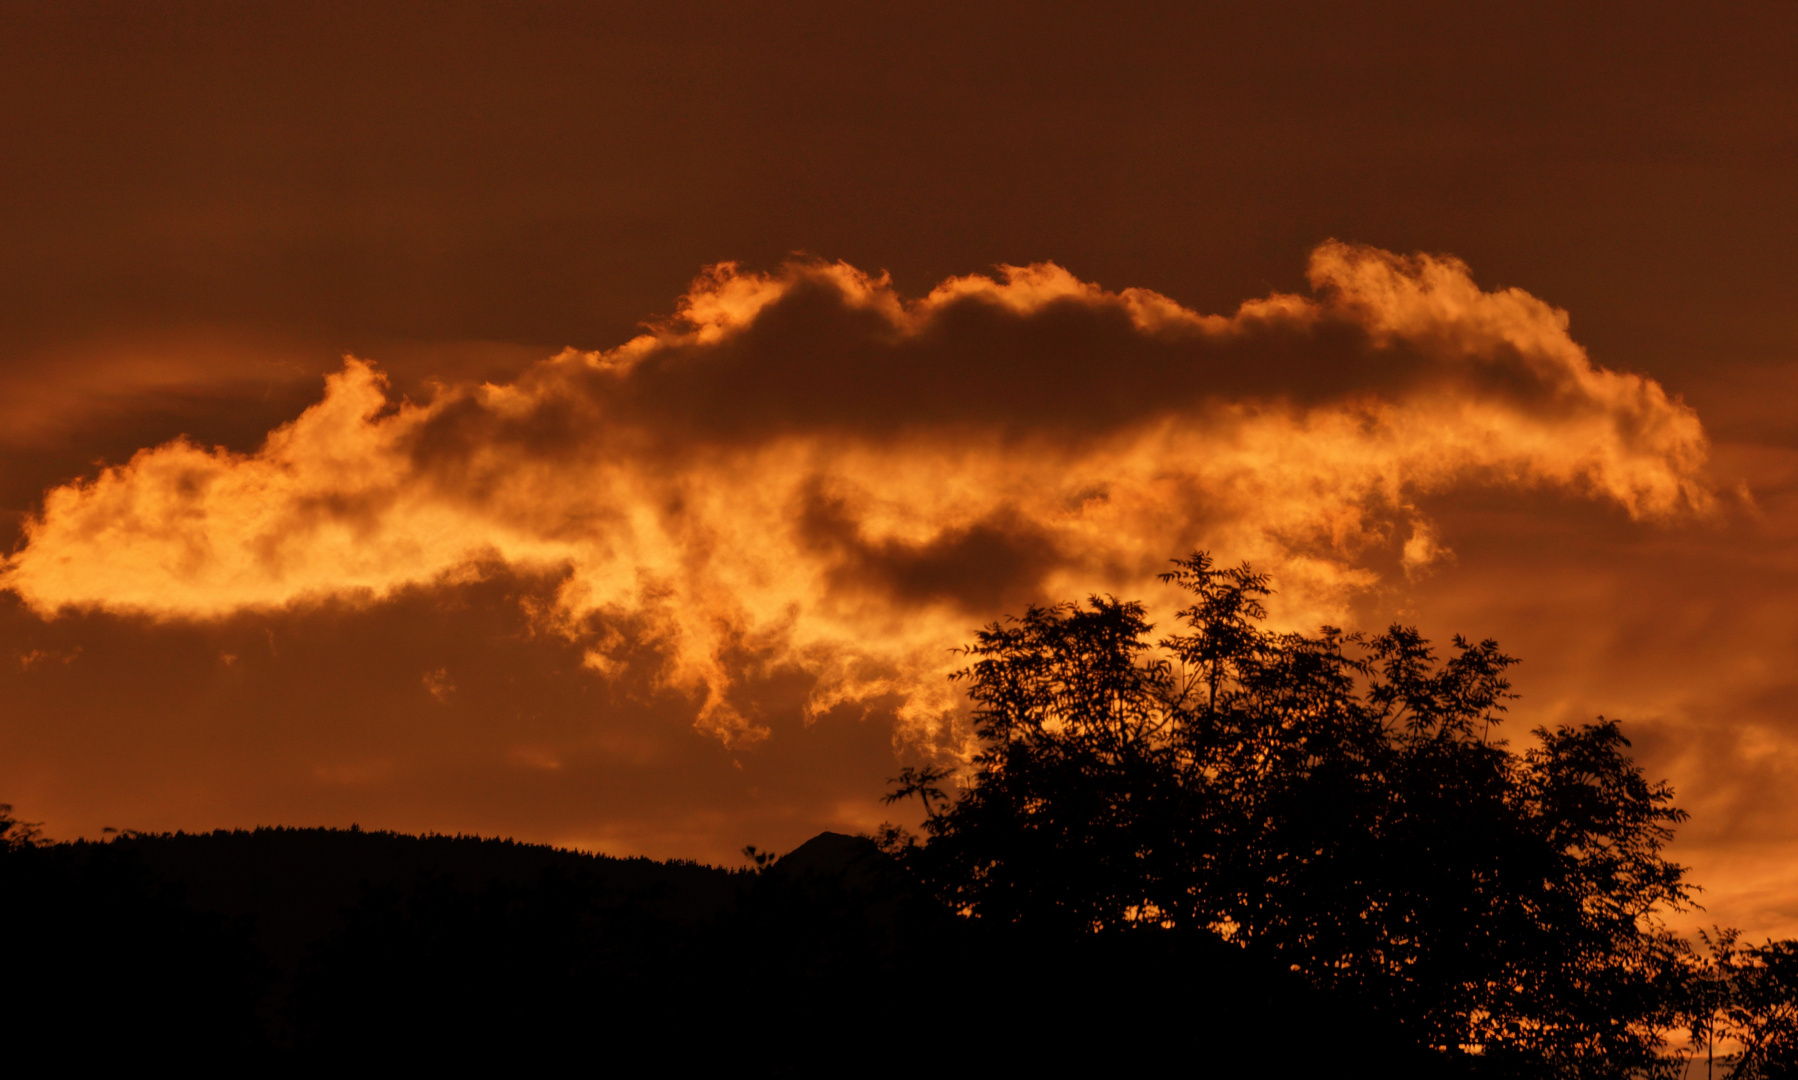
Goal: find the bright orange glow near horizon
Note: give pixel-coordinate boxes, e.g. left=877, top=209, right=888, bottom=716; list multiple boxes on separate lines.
left=4, top=1, right=1798, bottom=943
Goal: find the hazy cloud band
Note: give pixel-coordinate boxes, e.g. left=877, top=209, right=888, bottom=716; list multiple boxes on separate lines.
left=2, top=242, right=1712, bottom=743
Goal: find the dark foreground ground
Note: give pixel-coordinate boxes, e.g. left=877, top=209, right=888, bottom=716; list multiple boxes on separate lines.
left=1, top=827, right=1451, bottom=1076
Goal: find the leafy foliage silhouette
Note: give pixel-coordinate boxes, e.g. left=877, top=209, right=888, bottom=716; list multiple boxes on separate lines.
left=888, top=552, right=1698, bottom=1076
left=0, top=803, right=43, bottom=850
left=1676, top=928, right=1798, bottom=1079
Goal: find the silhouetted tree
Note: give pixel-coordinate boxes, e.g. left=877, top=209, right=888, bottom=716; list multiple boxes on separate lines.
left=1672, top=929, right=1798, bottom=1079
left=893, top=552, right=1696, bottom=1076
left=1729, top=939, right=1798, bottom=1078
left=1680, top=928, right=1746, bottom=1079
left=0, top=803, right=43, bottom=850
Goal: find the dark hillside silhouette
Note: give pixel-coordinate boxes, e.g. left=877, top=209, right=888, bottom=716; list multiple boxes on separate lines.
left=1, top=809, right=1430, bottom=1074
left=108, top=826, right=746, bottom=1058
left=0, top=806, right=272, bottom=1063
left=108, top=826, right=739, bottom=977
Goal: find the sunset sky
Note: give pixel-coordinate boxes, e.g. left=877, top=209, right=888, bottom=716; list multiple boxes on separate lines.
left=4, top=2, right=1798, bottom=937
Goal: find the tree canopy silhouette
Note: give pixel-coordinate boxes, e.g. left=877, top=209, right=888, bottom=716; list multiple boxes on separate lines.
left=888, top=553, right=1695, bottom=1075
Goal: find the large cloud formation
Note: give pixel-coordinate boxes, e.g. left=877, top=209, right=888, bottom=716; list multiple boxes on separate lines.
left=3, top=243, right=1712, bottom=747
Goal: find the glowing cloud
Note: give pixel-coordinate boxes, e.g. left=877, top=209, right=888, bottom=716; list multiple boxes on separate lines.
left=2, top=243, right=1712, bottom=744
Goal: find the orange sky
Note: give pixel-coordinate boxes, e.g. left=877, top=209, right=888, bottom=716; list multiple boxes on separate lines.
left=4, top=2, right=1798, bottom=938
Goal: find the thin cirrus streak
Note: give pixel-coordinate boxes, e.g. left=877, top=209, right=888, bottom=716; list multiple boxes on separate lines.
left=0, top=242, right=1714, bottom=745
